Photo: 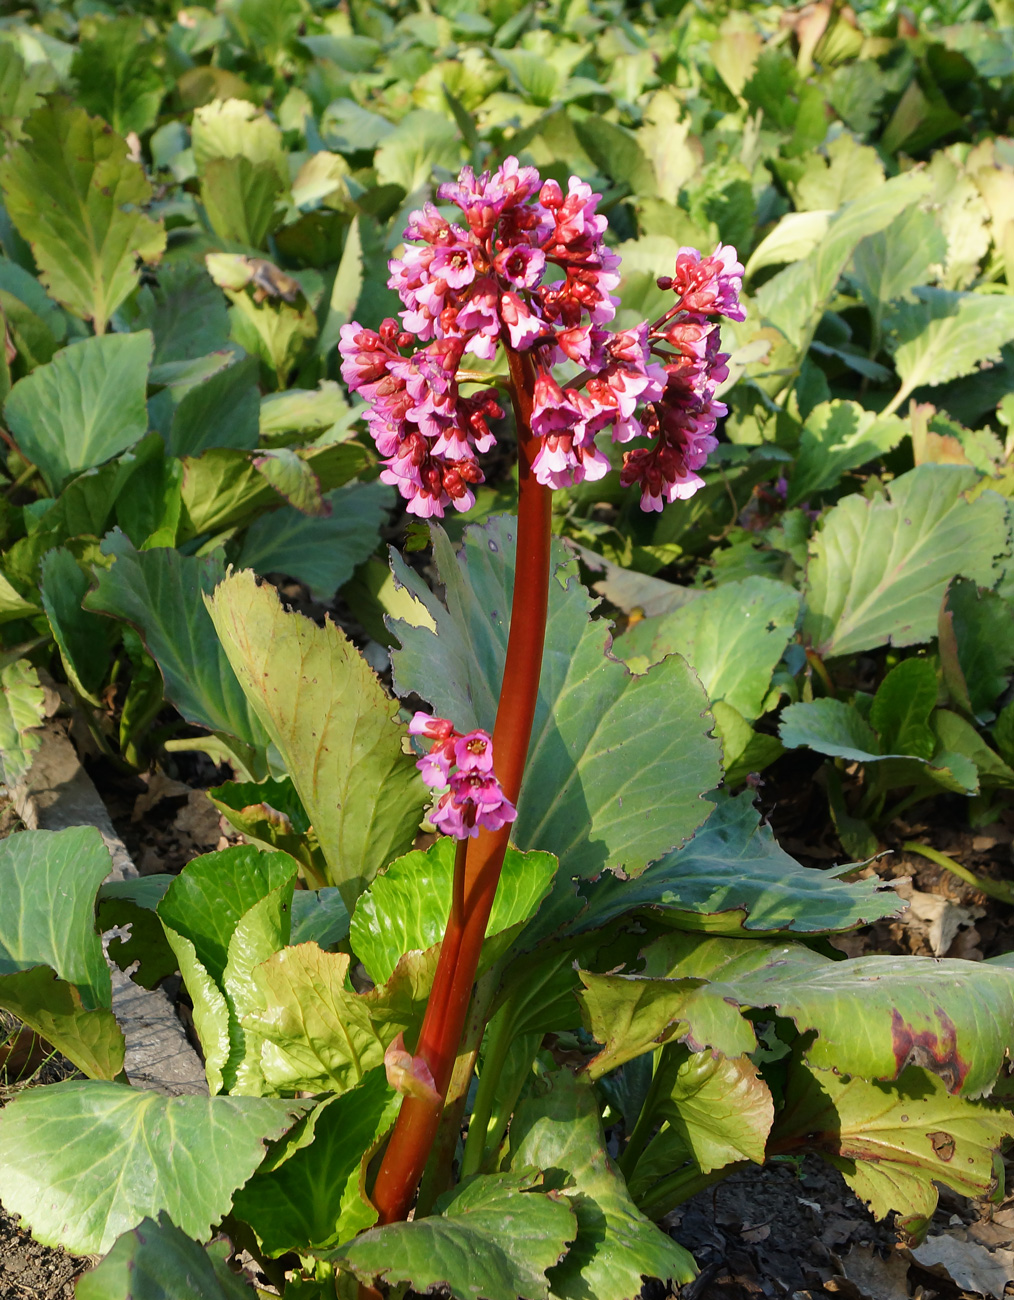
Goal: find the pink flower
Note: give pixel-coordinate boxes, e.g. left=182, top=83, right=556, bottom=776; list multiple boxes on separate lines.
left=454, top=730, right=493, bottom=773
left=665, top=244, right=745, bottom=321
left=410, top=715, right=516, bottom=838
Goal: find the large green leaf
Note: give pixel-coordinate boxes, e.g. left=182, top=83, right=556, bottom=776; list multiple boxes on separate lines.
left=585, top=932, right=1014, bottom=1097
left=374, top=110, right=462, bottom=192
left=200, top=155, right=284, bottom=249
left=163, top=353, right=260, bottom=459
left=85, top=532, right=271, bottom=755
left=787, top=400, right=907, bottom=506
left=350, top=836, right=558, bottom=985
left=232, top=1069, right=399, bottom=1256
left=390, top=516, right=721, bottom=881
left=244, top=942, right=433, bottom=1095
left=611, top=576, right=800, bottom=722
left=336, top=1170, right=576, bottom=1300
left=0, top=827, right=125, bottom=1079
left=0, top=100, right=165, bottom=333
left=4, top=331, right=152, bottom=493
left=237, top=480, right=393, bottom=600
left=0, top=1081, right=308, bottom=1255
left=508, top=1070, right=696, bottom=1300
left=76, top=1214, right=256, bottom=1300
left=803, top=465, right=1010, bottom=658
left=890, top=288, right=1014, bottom=403
left=755, top=171, right=932, bottom=350
left=939, top=578, right=1014, bottom=723
left=157, top=846, right=297, bottom=1094
left=0, top=658, right=46, bottom=786
left=125, top=261, right=232, bottom=365
left=71, top=17, right=166, bottom=136
left=773, top=1062, right=1014, bottom=1231
left=535, top=791, right=901, bottom=943
left=206, top=570, right=426, bottom=909
left=851, top=203, right=948, bottom=337
left=97, top=875, right=178, bottom=991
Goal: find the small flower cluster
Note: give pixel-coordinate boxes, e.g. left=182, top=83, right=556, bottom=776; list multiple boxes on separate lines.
left=339, top=157, right=744, bottom=516
left=409, top=713, right=517, bottom=839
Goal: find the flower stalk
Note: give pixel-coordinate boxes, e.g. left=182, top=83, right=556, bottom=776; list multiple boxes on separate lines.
left=370, top=348, right=551, bottom=1224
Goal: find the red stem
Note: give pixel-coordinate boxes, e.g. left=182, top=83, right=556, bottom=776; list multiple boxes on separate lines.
left=370, top=349, right=551, bottom=1225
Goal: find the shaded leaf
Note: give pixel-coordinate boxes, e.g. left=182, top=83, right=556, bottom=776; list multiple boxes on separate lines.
left=870, top=659, right=938, bottom=760
left=40, top=546, right=116, bottom=702
left=890, top=287, right=1014, bottom=398
left=85, top=532, right=271, bottom=755
left=71, top=17, right=165, bottom=136
left=232, top=1069, right=399, bottom=1256
left=788, top=400, right=907, bottom=506
left=0, top=658, right=45, bottom=785
left=939, top=578, right=1014, bottom=723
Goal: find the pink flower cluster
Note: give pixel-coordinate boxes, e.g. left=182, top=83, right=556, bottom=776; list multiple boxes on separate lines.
left=409, top=713, right=517, bottom=839
left=339, top=157, right=744, bottom=515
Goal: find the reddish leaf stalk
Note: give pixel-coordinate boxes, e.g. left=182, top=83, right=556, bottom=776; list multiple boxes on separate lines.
left=370, top=349, right=551, bottom=1225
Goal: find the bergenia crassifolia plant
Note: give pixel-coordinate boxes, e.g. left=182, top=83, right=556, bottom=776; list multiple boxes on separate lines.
left=339, top=157, right=745, bottom=1224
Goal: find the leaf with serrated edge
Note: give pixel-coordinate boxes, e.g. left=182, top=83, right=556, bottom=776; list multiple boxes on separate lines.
left=245, top=942, right=433, bottom=1095
left=803, top=465, right=1009, bottom=658
left=0, top=658, right=45, bottom=785
left=334, top=1169, right=576, bottom=1300
left=587, top=932, right=1014, bottom=1097
left=85, top=532, right=270, bottom=753
left=75, top=1213, right=255, bottom=1300
left=232, top=1068, right=399, bottom=1256
left=206, top=570, right=426, bottom=910
left=533, top=791, right=902, bottom=945
left=4, top=332, right=152, bottom=493
left=788, top=400, right=907, bottom=507
left=0, top=1082, right=309, bottom=1255
left=0, top=101, right=165, bottom=332
left=773, top=1062, right=1014, bottom=1228
left=612, top=576, right=800, bottom=723
left=389, top=516, right=720, bottom=882
left=509, top=1070, right=696, bottom=1300
left=351, top=836, right=557, bottom=985
left=891, top=287, right=1014, bottom=395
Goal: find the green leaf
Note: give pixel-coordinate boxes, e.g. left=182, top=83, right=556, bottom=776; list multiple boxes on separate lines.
left=0, top=100, right=165, bottom=333
left=125, top=262, right=232, bottom=365
left=237, top=480, right=393, bottom=600
left=97, top=875, right=178, bottom=990
left=191, top=98, right=287, bottom=186
left=206, top=570, right=427, bottom=910
left=788, top=400, right=907, bottom=506
left=4, top=331, right=152, bottom=493
left=232, top=1068, right=399, bottom=1256
left=85, top=532, right=271, bottom=755
left=535, top=791, right=901, bottom=942
left=0, top=1080, right=308, bottom=1255
left=774, top=1062, right=1014, bottom=1230
left=351, top=836, right=557, bottom=985
left=164, top=354, right=261, bottom=459
left=803, top=465, right=1010, bottom=658
left=0, top=826, right=126, bottom=1080
left=71, top=17, right=165, bottom=136
left=933, top=709, right=1014, bottom=789
left=374, top=110, right=462, bottom=193
left=200, top=156, right=284, bottom=249
left=870, top=658, right=938, bottom=759
left=939, top=578, right=1014, bottom=723
left=249, top=448, right=328, bottom=515
left=629, top=1053, right=774, bottom=1213
left=890, top=288, right=1014, bottom=400
left=157, top=846, right=297, bottom=1094
left=336, top=1169, right=576, bottom=1300
left=0, top=43, right=47, bottom=138
left=290, top=889, right=350, bottom=949
left=612, top=576, right=800, bottom=723
left=76, top=1213, right=256, bottom=1300
left=389, top=516, right=721, bottom=882
left=711, top=700, right=784, bottom=784
left=178, top=443, right=368, bottom=538
left=245, top=942, right=433, bottom=1095
left=208, top=777, right=317, bottom=868
left=572, top=115, right=656, bottom=196
left=778, top=697, right=880, bottom=762
left=0, top=657, right=45, bottom=785
left=756, top=171, right=932, bottom=351
left=40, top=546, right=116, bottom=702
left=851, top=203, right=948, bottom=333
left=509, top=1070, right=696, bottom=1300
